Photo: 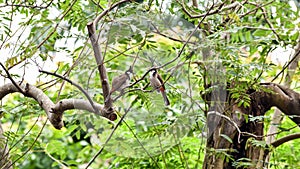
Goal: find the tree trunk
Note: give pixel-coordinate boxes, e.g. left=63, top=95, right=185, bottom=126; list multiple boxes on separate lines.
left=203, top=82, right=300, bottom=168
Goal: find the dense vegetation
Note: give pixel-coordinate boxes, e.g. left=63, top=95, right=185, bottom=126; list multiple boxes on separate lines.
left=1, top=0, right=300, bottom=168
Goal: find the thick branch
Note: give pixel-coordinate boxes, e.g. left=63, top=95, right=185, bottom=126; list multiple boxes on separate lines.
left=271, top=133, right=300, bottom=148
left=260, top=83, right=300, bottom=126
left=87, top=0, right=131, bottom=109
left=0, top=83, right=107, bottom=129
left=266, top=36, right=300, bottom=145
left=52, top=99, right=104, bottom=115
left=39, top=70, right=99, bottom=115
left=87, top=24, right=111, bottom=103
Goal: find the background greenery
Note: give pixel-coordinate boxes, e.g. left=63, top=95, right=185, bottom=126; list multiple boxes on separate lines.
left=1, top=0, right=300, bottom=168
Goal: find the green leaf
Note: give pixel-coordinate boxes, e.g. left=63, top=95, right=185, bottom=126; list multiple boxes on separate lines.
left=75, top=130, right=81, bottom=140
left=291, top=32, right=299, bottom=41
left=64, top=125, right=78, bottom=135
left=79, top=122, right=87, bottom=131
left=245, top=31, right=252, bottom=42
left=46, top=140, right=64, bottom=154
left=220, top=134, right=233, bottom=143
left=253, top=29, right=271, bottom=37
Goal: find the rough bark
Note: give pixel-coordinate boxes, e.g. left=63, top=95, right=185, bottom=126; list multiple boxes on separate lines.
left=0, top=82, right=108, bottom=130
left=203, top=82, right=300, bottom=169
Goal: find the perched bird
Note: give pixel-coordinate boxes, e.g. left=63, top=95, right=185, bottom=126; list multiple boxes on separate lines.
left=106, top=66, right=133, bottom=101
left=149, top=69, right=170, bottom=106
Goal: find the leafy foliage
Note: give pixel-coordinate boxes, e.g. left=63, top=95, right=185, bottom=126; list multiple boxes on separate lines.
left=1, top=0, right=300, bottom=168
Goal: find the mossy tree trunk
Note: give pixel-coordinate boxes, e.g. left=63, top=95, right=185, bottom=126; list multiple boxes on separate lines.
left=203, top=83, right=300, bottom=169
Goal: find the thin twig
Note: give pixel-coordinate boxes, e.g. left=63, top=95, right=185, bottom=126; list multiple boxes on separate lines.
left=207, top=111, right=258, bottom=143
left=0, top=62, right=25, bottom=95
left=39, top=70, right=99, bottom=114
left=93, top=0, right=130, bottom=25
left=6, top=0, right=77, bottom=71
left=0, top=0, right=54, bottom=9
left=0, top=115, right=41, bottom=166
left=261, top=7, right=282, bottom=43
left=179, top=0, right=245, bottom=19
left=90, top=0, right=105, bottom=11
left=240, top=0, right=275, bottom=18
left=271, top=49, right=300, bottom=82
left=151, top=120, right=167, bottom=167
left=122, top=120, right=159, bottom=167
left=5, top=119, right=48, bottom=169
left=85, top=97, right=136, bottom=168
left=160, top=2, right=215, bottom=69
left=151, top=24, right=197, bottom=44
left=36, top=0, right=77, bottom=50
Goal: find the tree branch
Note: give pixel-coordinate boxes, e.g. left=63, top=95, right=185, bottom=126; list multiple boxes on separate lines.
left=260, top=83, right=300, bottom=126
left=271, top=48, right=300, bottom=82
left=0, top=83, right=108, bottom=129
left=0, top=0, right=54, bottom=9
left=271, top=133, right=300, bottom=148
left=261, top=6, right=282, bottom=43
left=0, top=62, right=25, bottom=95
left=240, top=1, right=275, bottom=18
left=86, top=0, right=131, bottom=112
left=85, top=96, right=137, bottom=169
left=93, top=0, right=130, bottom=25
left=179, top=1, right=247, bottom=19
left=39, top=70, right=99, bottom=115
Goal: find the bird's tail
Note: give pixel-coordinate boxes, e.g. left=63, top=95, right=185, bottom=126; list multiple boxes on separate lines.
left=161, top=91, right=170, bottom=106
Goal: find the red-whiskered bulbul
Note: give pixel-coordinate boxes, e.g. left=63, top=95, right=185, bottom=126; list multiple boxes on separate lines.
left=106, top=66, right=133, bottom=101
left=149, top=69, right=170, bottom=106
